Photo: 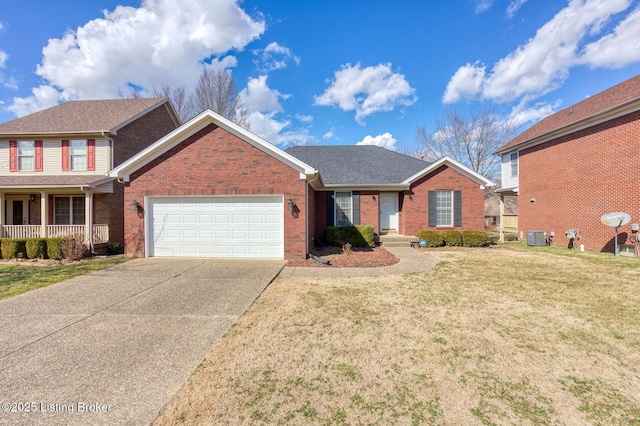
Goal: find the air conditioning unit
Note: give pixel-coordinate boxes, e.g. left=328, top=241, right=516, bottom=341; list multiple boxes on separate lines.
left=526, top=230, right=546, bottom=246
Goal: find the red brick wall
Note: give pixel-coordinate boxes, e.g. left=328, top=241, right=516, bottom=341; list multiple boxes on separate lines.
left=518, top=109, right=640, bottom=252
left=307, top=185, right=316, bottom=251
left=400, top=165, right=485, bottom=235
left=124, top=123, right=308, bottom=259
left=360, top=191, right=380, bottom=234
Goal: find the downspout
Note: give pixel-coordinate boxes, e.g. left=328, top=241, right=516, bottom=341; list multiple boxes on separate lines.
left=102, top=131, right=115, bottom=170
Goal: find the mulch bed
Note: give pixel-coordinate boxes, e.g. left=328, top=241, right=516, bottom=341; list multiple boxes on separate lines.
left=286, top=246, right=399, bottom=268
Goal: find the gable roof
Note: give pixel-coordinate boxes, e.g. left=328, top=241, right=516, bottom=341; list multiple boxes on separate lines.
left=108, top=109, right=317, bottom=182
left=287, top=146, right=494, bottom=189
left=496, top=73, right=640, bottom=154
left=286, top=145, right=429, bottom=185
left=0, top=98, right=177, bottom=136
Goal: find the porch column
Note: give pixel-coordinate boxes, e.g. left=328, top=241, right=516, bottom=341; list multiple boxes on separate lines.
left=85, top=191, right=94, bottom=252
left=40, top=191, right=48, bottom=238
left=499, top=194, right=505, bottom=242
left=0, top=192, right=4, bottom=237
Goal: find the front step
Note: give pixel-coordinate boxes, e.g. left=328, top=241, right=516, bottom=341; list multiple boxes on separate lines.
left=377, top=234, right=419, bottom=247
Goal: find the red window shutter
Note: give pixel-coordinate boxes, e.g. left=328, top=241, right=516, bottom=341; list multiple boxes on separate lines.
left=35, top=140, right=43, bottom=172
left=9, top=140, right=17, bottom=172
left=61, top=139, right=70, bottom=171
left=87, top=139, right=95, bottom=171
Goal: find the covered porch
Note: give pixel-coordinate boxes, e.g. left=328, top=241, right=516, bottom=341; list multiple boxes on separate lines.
left=0, top=176, right=115, bottom=250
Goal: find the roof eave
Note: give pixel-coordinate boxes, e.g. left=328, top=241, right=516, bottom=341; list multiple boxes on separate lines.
left=495, top=98, right=640, bottom=155
left=319, top=183, right=411, bottom=191
left=403, top=156, right=495, bottom=188
left=110, top=98, right=180, bottom=135
left=0, top=131, right=112, bottom=138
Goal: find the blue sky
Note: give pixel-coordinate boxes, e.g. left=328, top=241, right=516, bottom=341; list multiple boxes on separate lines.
left=0, top=0, right=639, bottom=151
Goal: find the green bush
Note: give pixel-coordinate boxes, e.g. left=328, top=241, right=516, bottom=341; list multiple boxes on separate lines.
left=47, top=238, right=63, bottom=260
left=26, top=238, right=47, bottom=259
left=442, top=230, right=463, bottom=246
left=324, top=225, right=375, bottom=248
left=461, top=230, right=488, bottom=247
left=416, top=230, right=445, bottom=247
left=107, top=242, right=124, bottom=255
left=504, top=232, right=519, bottom=242
left=1, top=239, right=27, bottom=259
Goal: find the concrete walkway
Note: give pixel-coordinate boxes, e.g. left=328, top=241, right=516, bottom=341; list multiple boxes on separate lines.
left=278, top=246, right=436, bottom=278
left=0, top=258, right=284, bottom=426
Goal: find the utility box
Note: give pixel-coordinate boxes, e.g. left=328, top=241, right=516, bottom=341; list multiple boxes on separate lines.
left=526, top=230, right=546, bottom=246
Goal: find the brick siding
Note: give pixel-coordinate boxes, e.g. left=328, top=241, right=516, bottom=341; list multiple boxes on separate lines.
left=518, top=109, right=640, bottom=252
left=123, top=123, right=308, bottom=259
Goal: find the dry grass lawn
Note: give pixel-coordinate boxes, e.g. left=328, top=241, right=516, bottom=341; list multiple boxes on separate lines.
left=154, top=246, right=640, bottom=425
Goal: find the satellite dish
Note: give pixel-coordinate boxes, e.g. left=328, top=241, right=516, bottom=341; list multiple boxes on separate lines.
left=601, top=212, right=631, bottom=227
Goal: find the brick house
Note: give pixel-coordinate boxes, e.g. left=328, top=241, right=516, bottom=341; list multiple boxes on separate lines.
left=495, top=74, right=640, bottom=253
left=0, top=98, right=180, bottom=250
left=109, top=110, right=493, bottom=259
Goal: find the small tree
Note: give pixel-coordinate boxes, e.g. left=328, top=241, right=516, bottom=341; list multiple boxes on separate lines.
left=415, top=107, right=520, bottom=181
left=152, top=85, right=193, bottom=123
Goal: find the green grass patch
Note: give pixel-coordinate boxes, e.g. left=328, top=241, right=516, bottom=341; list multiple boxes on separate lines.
left=0, top=255, right=127, bottom=300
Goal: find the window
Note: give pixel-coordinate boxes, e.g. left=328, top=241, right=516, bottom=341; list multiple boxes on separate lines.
left=436, top=190, right=453, bottom=227
left=18, top=141, right=35, bottom=171
left=54, top=196, right=85, bottom=225
left=70, top=140, right=87, bottom=171
left=335, top=191, right=353, bottom=226
left=510, top=152, right=518, bottom=177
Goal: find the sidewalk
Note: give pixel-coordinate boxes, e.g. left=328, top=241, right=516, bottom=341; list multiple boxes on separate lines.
left=278, top=246, right=436, bottom=278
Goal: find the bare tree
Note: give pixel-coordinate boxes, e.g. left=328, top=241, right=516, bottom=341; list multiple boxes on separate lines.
left=415, top=108, right=520, bottom=180
left=152, top=85, right=193, bottom=123
left=190, top=68, right=247, bottom=126
left=117, top=85, right=143, bottom=99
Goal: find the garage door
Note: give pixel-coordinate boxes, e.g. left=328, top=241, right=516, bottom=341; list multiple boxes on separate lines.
left=148, top=197, right=284, bottom=258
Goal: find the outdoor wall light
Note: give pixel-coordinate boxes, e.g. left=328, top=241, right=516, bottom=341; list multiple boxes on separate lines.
left=30, top=195, right=36, bottom=202
left=288, top=199, right=296, bottom=212
left=130, top=199, right=140, bottom=213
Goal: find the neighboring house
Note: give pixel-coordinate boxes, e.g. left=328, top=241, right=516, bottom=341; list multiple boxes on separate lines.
left=108, top=110, right=493, bottom=260
left=495, top=74, right=640, bottom=252
left=0, top=98, right=180, bottom=251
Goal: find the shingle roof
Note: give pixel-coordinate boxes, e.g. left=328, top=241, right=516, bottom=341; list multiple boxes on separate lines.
left=496, top=73, right=640, bottom=154
left=0, top=98, right=168, bottom=135
left=0, top=175, right=113, bottom=187
left=286, top=145, right=430, bottom=185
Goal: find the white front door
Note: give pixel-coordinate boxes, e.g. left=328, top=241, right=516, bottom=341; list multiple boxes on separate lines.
left=379, top=192, right=398, bottom=233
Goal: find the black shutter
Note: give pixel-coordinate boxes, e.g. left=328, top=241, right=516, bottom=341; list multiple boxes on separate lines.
left=428, top=191, right=437, bottom=227
left=454, top=190, right=462, bottom=227
left=326, top=192, right=335, bottom=226
left=352, top=191, right=360, bottom=225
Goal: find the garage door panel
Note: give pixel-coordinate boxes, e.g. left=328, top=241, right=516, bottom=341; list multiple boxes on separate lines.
left=150, top=197, right=284, bottom=258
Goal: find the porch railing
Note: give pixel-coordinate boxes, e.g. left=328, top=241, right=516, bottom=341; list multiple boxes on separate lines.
left=1, top=224, right=109, bottom=244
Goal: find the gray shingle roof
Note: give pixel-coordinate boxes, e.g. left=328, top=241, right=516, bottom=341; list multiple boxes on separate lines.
left=286, top=145, right=430, bottom=185
left=0, top=98, right=168, bottom=135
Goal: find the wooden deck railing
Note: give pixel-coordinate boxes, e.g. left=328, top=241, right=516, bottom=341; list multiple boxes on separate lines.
left=1, top=224, right=109, bottom=243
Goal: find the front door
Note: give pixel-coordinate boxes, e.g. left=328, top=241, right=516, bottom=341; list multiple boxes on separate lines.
left=8, top=198, right=29, bottom=225
left=379, top=193, right=398, bottom=233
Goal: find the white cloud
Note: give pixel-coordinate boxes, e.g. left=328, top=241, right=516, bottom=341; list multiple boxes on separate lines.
left=9, top=0, right=265, bottom=116
left=508, top=99, right=562, bottom=126
left=444, top=0, right=633, bottom=104
left=356, top=132, right=397, bottom=151
left=314, top=63, right=416, bottom=125
left=506, top=0, right=528, bottom=18
left=476, top=0, right=494, bottom=13
left=579, top=6, right=640, bottom=68
left=254, top=42, right=300, bottom=72
left=322, top=128, right=335, bottom=140
left=8, top=85, right=64, bottom=117
left=0, top=50, right=7, bottom=68
left=295, top=113, right=313, bottom=123
left=246, top=111, right=311, bottom=146
left=239, top=75, right=285, bottom=113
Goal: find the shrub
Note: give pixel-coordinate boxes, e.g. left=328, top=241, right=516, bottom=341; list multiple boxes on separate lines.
left=442, top=230, right=463, bottom=246
left=47, top=238, right=63, bottom=260
left=1, top=239, right=27, bottom=259
left=504, top=232, right=519, bottom=242
left=416, top=230, right=445, bottom=247
left=461, top=230, right=488, bottom=247
left=324, top=225, right=375, bottom=248
left=26, top=238, right=47, bottom=259
left=107, top=242, right=124, bottom=255
left=61, top=235, right=88, bottom=261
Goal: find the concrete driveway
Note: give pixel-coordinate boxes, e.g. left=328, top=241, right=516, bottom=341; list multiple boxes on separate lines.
left=0, top=257, right=285, bottom=426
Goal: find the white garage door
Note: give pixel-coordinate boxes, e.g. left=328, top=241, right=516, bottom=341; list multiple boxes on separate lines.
left=148, top=197, right=284, bottom=258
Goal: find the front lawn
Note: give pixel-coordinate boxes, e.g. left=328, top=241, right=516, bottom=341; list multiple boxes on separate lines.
left=154, top=246, right=640, bottom=425
left=0, top=255, right=127, bottom=300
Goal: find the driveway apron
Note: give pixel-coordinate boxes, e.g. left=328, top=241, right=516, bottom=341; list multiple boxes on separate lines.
left=0, top=257, right=284, bottom=426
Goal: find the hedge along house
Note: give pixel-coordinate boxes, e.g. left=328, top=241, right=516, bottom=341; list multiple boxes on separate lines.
left=108, top=110, right=494, bottom=260
left=495, top=74, right=640, bottom=253
left=0, top=98, right=180, bottom=251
